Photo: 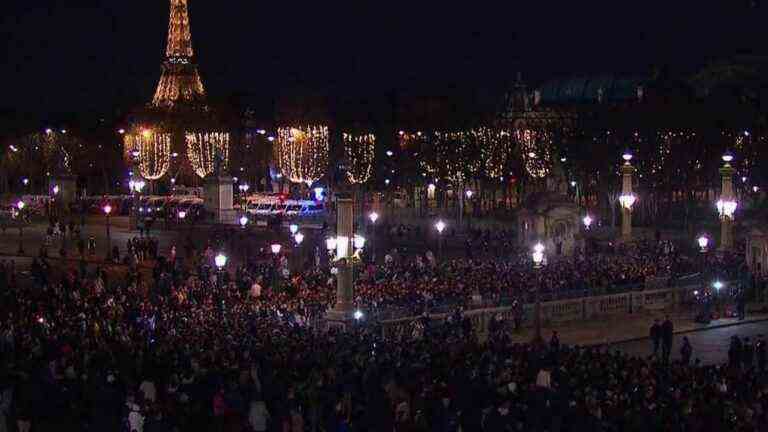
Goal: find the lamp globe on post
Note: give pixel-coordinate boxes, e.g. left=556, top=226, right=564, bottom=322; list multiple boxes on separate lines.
left=214, top=253, right=228, bottom=291
left=326, top=237, right=337, bottom=264
left=239, top=215, right=248, bottom=228
left=435, top=219, right=446, bottom=259
left=215, top=253, right=228, bottom=270
left=531, top=242, right=546, bottom=344
left=697, top=234, right=709, bottom=253
left=583, top=214, right=593, bottom=230
left=103, top=204, right=113, bottom=260
left=16, top=200, right=25, bottom=255
left=368, top=212, right=379, bottom=262
left=294, top=232, right=305, bottom=245
left=289, top=224, right=299, bottom=235
left=271, top=244, right=282, bottom=255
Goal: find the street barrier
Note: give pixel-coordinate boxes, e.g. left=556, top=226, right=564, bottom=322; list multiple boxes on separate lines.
left=379, top=278, right=729, bottom=336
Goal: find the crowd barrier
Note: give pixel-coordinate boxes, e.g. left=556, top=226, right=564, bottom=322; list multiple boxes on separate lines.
left=380, top=277, right=729, bottom=338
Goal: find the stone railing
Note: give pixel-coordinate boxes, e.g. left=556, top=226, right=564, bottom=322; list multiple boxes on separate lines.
left=380, top=278, right=728, bottom=338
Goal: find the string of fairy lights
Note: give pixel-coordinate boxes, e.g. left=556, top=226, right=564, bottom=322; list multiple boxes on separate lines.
left=274, top=126, right=329, bottom=185
left=124, top=128, right=172, bottom=180
left=402, top=127, right=553, bottom=184
left=342, top=132, right=376, bottom=184
left=186, top=131, right=230, bottom=178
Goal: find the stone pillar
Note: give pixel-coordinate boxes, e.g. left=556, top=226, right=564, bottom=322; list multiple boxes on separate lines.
left=327, top=195, right=355, bottom=323
left=719, top=163, right=735, bottom=250
left=620, top=163, right=635, bottom=241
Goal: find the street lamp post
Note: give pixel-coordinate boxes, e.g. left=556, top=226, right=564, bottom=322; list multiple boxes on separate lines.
left=465, top=190, right=474, bottom=229
left=618, top=151, right=637, bottom=242
left=129, top=178, right=146, bottom=231
left=16, top=201, right=25, bottom=255
left=697, top=234, right=710, bottom=275
left=531, top=242, right=545, bottom=344
left=293, top=232, right=305, bottom=270
left=368, top=211, right=379, bottom=263
left=215, top=252, right=227, bottom=291
left=435, top=219, right=446, bottom=259
left=103, top=204, right=112, bottom=261
left=717, top=152, right=737, bottom=250
left=271, top=243, right=282, bottom=291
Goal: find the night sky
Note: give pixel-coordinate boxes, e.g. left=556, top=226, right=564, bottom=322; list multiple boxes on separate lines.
left=1, top=0, right=764, bottom=120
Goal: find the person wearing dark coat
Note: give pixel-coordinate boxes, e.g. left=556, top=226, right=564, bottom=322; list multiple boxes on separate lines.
left=649, top=320, right=661, bottom=357
left=661, top=317, right=674, bottom=362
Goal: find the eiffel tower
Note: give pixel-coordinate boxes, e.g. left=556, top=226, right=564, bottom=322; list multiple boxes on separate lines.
left=151, top=0, right=206, bottom=110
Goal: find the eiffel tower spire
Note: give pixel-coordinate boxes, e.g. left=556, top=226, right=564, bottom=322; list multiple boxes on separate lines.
left=151, top=0, right=206, bottom=110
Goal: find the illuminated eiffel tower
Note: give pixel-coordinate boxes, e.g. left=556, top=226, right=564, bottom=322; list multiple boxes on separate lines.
left=151, top=0, right=206, bottom=110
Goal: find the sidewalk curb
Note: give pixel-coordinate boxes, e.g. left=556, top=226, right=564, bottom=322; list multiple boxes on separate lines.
left=600, top=316, right=768, bottom=347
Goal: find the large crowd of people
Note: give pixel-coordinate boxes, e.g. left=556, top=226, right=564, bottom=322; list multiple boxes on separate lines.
left=0, top=225, right=759, bottom=431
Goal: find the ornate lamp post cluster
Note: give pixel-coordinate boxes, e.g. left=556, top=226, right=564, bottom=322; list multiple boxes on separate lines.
left=716, top=151, right=737, bottom=250
left=618, top=150, right=637, bottom=242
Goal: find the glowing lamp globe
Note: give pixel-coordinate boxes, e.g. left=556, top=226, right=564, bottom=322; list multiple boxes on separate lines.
left=17, top=201, right=25, bottom=210
left=713, top=280, right=723, bottom=291
left=465, top=190, right=474, bottom=199
left=326, top=237, right=337, bottom=251
left=697, top=235, right=709, bottom=252
left=335, top=236, right=349, bottom=257
left=354, top=310, right=364, bottom=320
left=52, top=185, right=60, bottom=195
left=103, top=204, right=112, bottom=215
left=369, top=212, right=379, bottom=224
left=716, top=199, right=737, bottom=219
left=622, top=151, right=633, bottom=162
left=294, top=233, right=304, bottom=245
left=214, top=253, right=227, bottom=269
left=583, top=215, right=593, bottom=229
left=354, top=235, right=366, bottom=250
left=619, top=193, right=637, bottom=210
left=532, top=243, right=545, bottom=267
left=435, top=220, right=446, bottom=234
left=270, top=244, right=282, bottom=255
left=239, top=216, right=248, bottom=227
left=722, top=152, right=734, bottom=163
left=289, top=224, right=299, bottom=235
left=178, top=210, right=186, bottom=219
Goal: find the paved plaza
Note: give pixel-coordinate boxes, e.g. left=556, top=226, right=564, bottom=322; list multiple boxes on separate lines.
left=613, top=319, right=768, bottom=365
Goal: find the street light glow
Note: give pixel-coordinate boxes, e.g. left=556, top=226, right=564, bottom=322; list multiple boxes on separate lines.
left=713, top=280, right=723, bottom=291
left=697, top=235, right=709, bottom=251
left=239, top=215, right=248, bottom=227
left=214, top=253, right=228, bottom=269
left=435, top=220, right=446, bottom=234
left=294, top=232, right=305, bottom=245
left=532, top=242, right=545, bottom=267
left=103, top=204, right=112, bottom=215
left=369, top=212, right=379, bottom=224
left=354, top=235, right=366, bottom=250
left=325, top=237, right=337, bottom=251
left=271, top=244, right=282, bottom=255
left=583, top=215, right=593, bottom=229
left=289, top=224, right=299, bottom=235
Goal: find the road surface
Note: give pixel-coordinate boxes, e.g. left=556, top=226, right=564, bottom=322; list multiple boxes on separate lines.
left=611, top=319, right=768, bottom=365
